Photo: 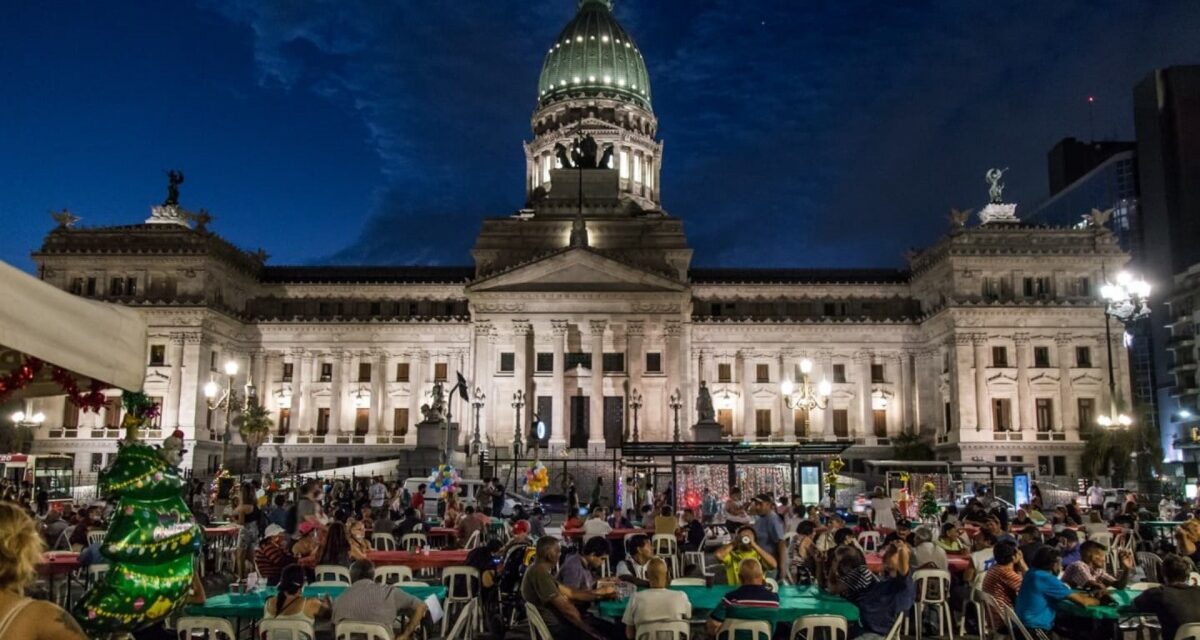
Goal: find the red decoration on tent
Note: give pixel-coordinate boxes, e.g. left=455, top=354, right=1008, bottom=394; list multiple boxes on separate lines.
left=0, top=355, right=111, bottom=411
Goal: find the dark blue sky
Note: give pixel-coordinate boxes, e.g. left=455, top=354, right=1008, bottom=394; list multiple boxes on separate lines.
left=3, top=1, right=1199, bottom=272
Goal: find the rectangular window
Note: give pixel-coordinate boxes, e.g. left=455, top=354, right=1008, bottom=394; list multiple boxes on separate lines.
left=320, top=362, right=333, bottom=382
left=718, top=363, right=732, bottom=383
left=369, top=301, right=381, bottom=316
left=755, top=409, right=772, bottom=438
left=211, top=350, right=218, bottom=371
left=126, top=277, right=137, bottom=296
left=944, top=401, right=952, bottom=433
left=86, top=277, right=97, bottom=296
left=992, top=398, right=1012, bottom=431
left=149, top=344, right=166, bottom=366
left=103, top=396, right=122, bottom=428
left=278, top=408, right=291, bottom=436
left=872, top=409, right=887, bottom=437
left=871, top=363, right=885, bottom=383
left=1077, top=398, right=1095, bottom=432
left=70, top=277, right=84, bottom=294
left=316, top=408, right=330, bottom=435
left=536, top=353, right=554, bottom=373
left=282, top=363, right=294, bottom=382
left=1075, top=346, right=1092, bottom=368
left=393, top=408, right=409, bottom=436
left=91, top=453, right=103, bottom=471
left=633, top=154, right=642, bottom=183
left=434, top=363, right=448, bottom=381
left=996, top=455, right=1010, bottom=477
left=109, top=277, right=124, bottom=296
left=357, top=362, right=372, bottom=383
left=148, top=396, right=163, bottom=428
left=395, top=362, right=410, bottom=382
left=602, top=353, right=625, bottom=373
left=62, top=402, right=79, bottom=429
left=1035, top=399, right=1053, bottom=432
left=792, top=409, right=809, bottom=437
left=1054, top=456, right=1067, bottom=476
left=645, top=353, right=662, bottom=373
left=717, top=408, right=733, bottom=436
left=992, top=346, right=1008, bottom=368
left=499, top=352, right=515, bottom=373
left=564, top=353, right=592, bottom=370
left=832, top=409, right=849, bottom=438
left=1033, top=347, right=1051, bottom=368
left=354, top=408, right=369, bottom=436
left=832, top=364, right=846, bottom=383
left=756, top=364, right=770, bottom=383
left=619, top=150, right=629, bottom=179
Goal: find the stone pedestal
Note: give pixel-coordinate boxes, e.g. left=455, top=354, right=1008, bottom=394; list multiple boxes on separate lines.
left=145, top=204, right=189, bottom=226
left=978, top=202, right=1019, bottom=225
left=693, top=420, right=724, bottom=443
left=416, top=420, right=460, bottom=450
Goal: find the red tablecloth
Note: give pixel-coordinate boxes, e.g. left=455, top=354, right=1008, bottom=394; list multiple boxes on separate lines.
left=562, top=527, right=649, bottom=540
left=866, top=552, right=969, bottom=574
left=368, top=550, right=469, bottom=569
left=203, top=526, right=240, bottom=538
left=38, top=552, right=81, bottom=577
left=427, top=527, right=458, bottom=539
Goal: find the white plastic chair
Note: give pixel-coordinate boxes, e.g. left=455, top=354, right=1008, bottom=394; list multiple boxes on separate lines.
left=716, top=619, right=773, bottom=640
left=857, top=531, right=882, bottom=552
left=912, top=569, right=953, bottom=640
left=670, top=577, right=707, bottom=586
left=444, top=599, right=480, bottom=640
left=441, top=567, right=482, bottom=636
left=684, top=529, right=709, bottom=576
left=652, top=534, right=681, bottom=577
left=314, top=564, right=352, bottom=584
left=333, top=621, right=393, bottom=640
left=258, top=618, right=316, bottom=640
left=394, top=580, right=432, bottom=588
left=176, top=616, right=236, bottom=639
left=372, top=533, right=397, bottom=551
left=88, top=563, right=111, bottom=586
left=883, top=613, right=906, bottom=640
left=401, top=533, right=428, bottom=552
left=1136, top=552, right=1162, bottom=583
left=1176, top=623, right=1200, bottom=640
left=87, top=529, right=107, bottom=546
left=463, top=529, right=482, bottom=550
left=374, top=565, right=415, bottom=585
left=789, top=615, right=848, bottom=640
left=636, top=619, right=690, bottom=640
left=525, top=603, right=554, bottom=640
left=765, top=577, right=779, bottom=592
left=1003, top=603, right=1050, bottom=640
left=1189, top=572, right=1200, bottom=586
left=1089, top=531, right=1113, bottom=548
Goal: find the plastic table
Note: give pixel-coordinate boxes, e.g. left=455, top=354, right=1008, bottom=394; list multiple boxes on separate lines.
left=596, top=584, right=859, bottom=625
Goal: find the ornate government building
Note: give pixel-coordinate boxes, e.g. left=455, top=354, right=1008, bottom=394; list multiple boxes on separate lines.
left=26, top=0, right=1128, bottom=484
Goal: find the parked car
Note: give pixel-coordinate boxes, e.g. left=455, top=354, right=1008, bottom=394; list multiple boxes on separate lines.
left=534, top=493, right=571, bottom=516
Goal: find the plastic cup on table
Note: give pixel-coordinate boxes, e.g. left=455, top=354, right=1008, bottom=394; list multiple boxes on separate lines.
left=704, top=574, right=714, bottom=588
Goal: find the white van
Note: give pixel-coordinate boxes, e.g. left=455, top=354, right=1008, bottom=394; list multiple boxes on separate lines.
left=402, top=477, right=486, bottom=509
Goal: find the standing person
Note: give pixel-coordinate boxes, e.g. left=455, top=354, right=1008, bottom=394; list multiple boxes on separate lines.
left=491, top=477, right=507, bottom=518
left=871, top=486, right=897, bottom=531
left=479, top=479, right=496, bottom=517
left=567, top=481, right=579, bottom=514
left=751, top=494, right=786, bottom=578
left=368, top=476, right=387, bottom=512
left=1086, top=480, right=1106, bottom=513
left=411, top=483, right=426, bottom=518
left=724, top=488, right=750, bottom=526
left=232, top=483, right=263, bottom=579
left=622, top=477, right=636, bottom=515
left=0, top=502, right=89, bottom=639
left=590, top=477, right=604, bottom=512
left=701, top=488, right=719, bottom=523
left=292, top=480, right=323, bottom=534
left=1132, top=554, right=1200, bottom=640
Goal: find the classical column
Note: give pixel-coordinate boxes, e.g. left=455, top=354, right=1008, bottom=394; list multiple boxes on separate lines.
left=1014, top=334, right=1033, bottom=431
left=295, top=349, right=311, bottom=434
left=589, top=320, right=607, bottom=446
left=627, top=320, right=645, bottom=403
left=164, top=335, right=185, bottom=430
left=409, top=351, right=427, bottom=430
left=779, top=351, right=791, bottom=441
left=814, top=351, right=832, bottom=438
left=972, top=335, right=992, bottom=432
left=664, top=320, right=683, bottom=438
left=855, top=351, right=873, bottom=439
left=178, top=333, right=205, bottom=432
left=513, top=321, right=532, bottom=443
left=741, top=351, right=755, bottom=439
left=1055, top=334, right=1074, bottom=432
left=372, top=350, right=387, bottom=434
left=899, top=352, right=914, bottom=432
left=551, top=320, right=568, bottom=447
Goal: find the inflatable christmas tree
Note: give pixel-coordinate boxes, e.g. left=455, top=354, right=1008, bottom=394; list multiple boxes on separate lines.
left=919, top=481, right=941, bottom=522
left=74, top=392, right=201, bottom=636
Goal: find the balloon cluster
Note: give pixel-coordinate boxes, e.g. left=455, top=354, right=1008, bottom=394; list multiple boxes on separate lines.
left=523, top=461, right=549, bottom=497
left=825, top=456, right=845, bottom=499
left=428, top=464, right=460, bottom=498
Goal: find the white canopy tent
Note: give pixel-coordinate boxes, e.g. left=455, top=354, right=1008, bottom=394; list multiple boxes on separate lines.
left=0, top=260, right=146, bottom=396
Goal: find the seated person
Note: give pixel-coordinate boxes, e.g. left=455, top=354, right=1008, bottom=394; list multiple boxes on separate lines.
left=985, top=516, right=1017, bottom=546
left=465, top=539, right=504, bottom=593
left=564, top=511, right=585, bottom=530
left=290, top=521, right=322, bottom=561
left=521, top=537, right=616, bottom=640
left=714, top=526, right=778, bottom=586
left=814, top=516, right=845, bottom=554
left=1132, top=553, right=1200, bottom=640
left=1055, top=531, right=1082, bottom=566
left=1011, top=508, right=1034, bottom=528
left=623, top=558, right=692, bottom=639
left=332, top=560, right=426, bottom=640
left=705, top=558, right=779, bottom=637
left=653, top=506, right=677, bottom=537
left=826, top=542, right=915, bottom=637
left=582, top=508, right=613, bottom=545
left=1017, top=526, right=1044, bottom=563
left=911, top=526, right=947, bottom=571
left=561, top=537, right=610, bottom=591
left=617, top=535, right=656, bottom=588
left=1015, top=546, right=1099, bottom=635
left=1062, top=541, right=1133, bottom=590
left=788, top=521, right=818, bottom=584
left=678, top=508, right=705, bottom=552
left=372, top=507, right=396, bottom=538
left=528, top=508, right=548, bottom=538
left=264, top=564, right=331, bottom=624
left=456, top=505, right=486, bottom=546
left=936, top=523, right=967, bottom=554
left=254, top=524, right=296, bottom=586
left=982, top=541, right=1025, bottom=625
left=394, top=508, right=421, bottom=538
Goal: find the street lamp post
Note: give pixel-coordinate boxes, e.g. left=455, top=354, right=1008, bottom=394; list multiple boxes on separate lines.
left=629, top=388, right=643, bottom=442
left=204, top=360, right=241, bottom=471
left=781, top=358, right=832, bottom=412
left=511, top=390, right=524, bottom=459
left=471, top=386, right=486, bottom=458
left=9, top=406, right=46, bottom=429
left=1097, top=271, right=1151, bottom=428
left=669, top=388, right=683, bottom=442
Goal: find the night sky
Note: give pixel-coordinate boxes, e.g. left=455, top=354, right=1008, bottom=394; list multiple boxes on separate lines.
left=3, top=1, right=1199, bottom=272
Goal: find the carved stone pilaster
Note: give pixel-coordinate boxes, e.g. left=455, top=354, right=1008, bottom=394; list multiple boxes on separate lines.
left=550, top=320, right=569, bottom=336
left=589, top=319, right=608, bottom=336
left=626, top=320, right=645, bottom=336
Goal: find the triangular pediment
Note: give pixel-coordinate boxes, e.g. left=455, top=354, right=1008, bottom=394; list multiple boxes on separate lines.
left=467, top=247, right=686, bottom=293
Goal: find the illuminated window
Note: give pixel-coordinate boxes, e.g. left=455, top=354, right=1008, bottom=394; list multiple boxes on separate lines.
left=543, top=155, right=552, bottom=181
left=619, top=150, right=629, bottom=178
left=603, top=75, right=612, bottom=83
left=633, top=154, right=642, bottom=183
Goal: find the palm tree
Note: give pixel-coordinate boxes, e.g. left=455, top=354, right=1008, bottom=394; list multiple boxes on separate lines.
left=232, top=400, right=273, bottom=475
left=1081, top=427, right=1137, bottom=486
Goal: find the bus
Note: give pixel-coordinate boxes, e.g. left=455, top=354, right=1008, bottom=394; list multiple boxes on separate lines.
left=0, top=453, right=75, bottom=507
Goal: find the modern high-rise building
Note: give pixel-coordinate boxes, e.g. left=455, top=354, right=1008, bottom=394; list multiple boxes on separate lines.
left=1047, top=138, right=1137, bottom=198
left=1133, top=65, right=1200, bottom=466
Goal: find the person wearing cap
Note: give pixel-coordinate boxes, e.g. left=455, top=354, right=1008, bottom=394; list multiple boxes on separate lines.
left=255, top=524, right=296, bottom=586
left=751, top=494, right=786, bottom=578
left=290, top=521, right=322, bottom=564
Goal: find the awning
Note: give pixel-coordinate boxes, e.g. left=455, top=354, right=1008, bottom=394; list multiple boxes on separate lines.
left=0, top=260, right=146, bottom=393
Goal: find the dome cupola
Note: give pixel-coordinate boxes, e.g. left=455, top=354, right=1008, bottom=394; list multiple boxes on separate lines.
left=537, top=0, right=652, bottom=110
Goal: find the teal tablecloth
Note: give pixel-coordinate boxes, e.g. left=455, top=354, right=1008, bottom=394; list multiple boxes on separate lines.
left=1054, top=589, right=1140, bottom=620
left=185, top=584, right=446, bottom=620
left=596, top=584, right=859, bottom=624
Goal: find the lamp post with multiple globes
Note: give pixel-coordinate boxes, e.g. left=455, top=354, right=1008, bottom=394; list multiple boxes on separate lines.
left=780, top=358, right=832, bottom=412
left=203, top=359, right=244, bottom=471
left=471, top=386, right=486, bottom=458
left=511, top=390, right=524, bottom=459
left=628, top=388, right=643, bottom=442
left=668, top=388, right=683, bottom=442
left=1096, top=271, right=1151, bottom=428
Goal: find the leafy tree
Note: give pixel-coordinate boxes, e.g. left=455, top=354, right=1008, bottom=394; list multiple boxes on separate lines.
left=232, top=400, right=273, bottom=474
left=891, top=431, right=934, bottom=461
left=1081, top=427, right=1138, bottom=486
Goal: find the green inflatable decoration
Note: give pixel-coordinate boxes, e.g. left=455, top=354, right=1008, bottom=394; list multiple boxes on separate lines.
left=73, top=392, right=201, bottom=635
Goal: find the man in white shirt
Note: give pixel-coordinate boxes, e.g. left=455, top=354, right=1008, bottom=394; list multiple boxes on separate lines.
left=1086, top=481, right=1106, bottom=512
left=622, top=557, right=692, bottom=638
left=582, top=507, right=613, bottom=545
left=911, top=526, right=948, bottom=571
left=369, top=477, right=387, bottom=510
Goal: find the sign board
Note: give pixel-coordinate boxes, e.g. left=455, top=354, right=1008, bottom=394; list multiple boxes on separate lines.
left=799, top=464, right=821, bottom=506
left=1013, top=473, right=1031, bottom=509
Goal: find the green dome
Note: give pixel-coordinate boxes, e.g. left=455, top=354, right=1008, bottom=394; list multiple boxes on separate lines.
left=537, top=0, right=652, bottom=110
